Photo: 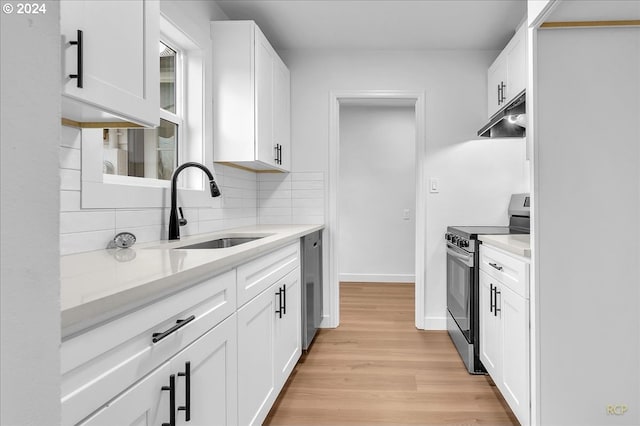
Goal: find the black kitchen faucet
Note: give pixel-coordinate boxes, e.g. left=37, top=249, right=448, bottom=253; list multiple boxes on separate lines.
left=168, top=162, right=221, bottom=240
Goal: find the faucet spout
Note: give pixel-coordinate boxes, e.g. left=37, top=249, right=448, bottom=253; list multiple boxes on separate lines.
left=169, top=162, right=221, bottom=240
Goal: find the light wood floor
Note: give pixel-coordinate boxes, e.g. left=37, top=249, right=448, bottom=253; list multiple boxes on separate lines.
left=264, top=282, right=519, bottom=426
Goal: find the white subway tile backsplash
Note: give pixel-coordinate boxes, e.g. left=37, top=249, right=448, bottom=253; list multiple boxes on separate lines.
left=198, top=207, right=224, bottom=221
left=259, top=215, right=293, bottom=225
left=60, top=169, right=81, bottom=191
left=60, top=190, right=81, bottom=212
left=117, top=225, right=164, bottom=244
left=60, top=229, right=115, bottom=255
left=60, top=211, right=115, bottom=234
left=292, top=198, right=323, bottom=208
left=259, top=190, right=292, bottom=199
left=259, top=207, right=293, bottom=217
left=58, top=127, right=324, bottom=254
left=115, top=209, right=164, bottom=228
left=292, top=172, right=323, bottom=181
left=259, top=180, right=292, bottom=191
left=292, top=207, right=324, bottom=217
left=292, top=180, right=324, bottom=190
left=61, top=125, right=81, bottom=149
left=292, top=215, right=325, bottom=225
left=60, top=146, right=81, bottom=170
left=198, top=219, right=226, bottom=234
left=291, top=189, right=324, bottom=199
left=259, top=173, right=291, bottom=182
left=259, top=198, right=292, bottom=209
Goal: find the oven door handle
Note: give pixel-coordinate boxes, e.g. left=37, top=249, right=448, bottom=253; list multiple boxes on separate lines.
left=446, top=246, right=474, bottom=267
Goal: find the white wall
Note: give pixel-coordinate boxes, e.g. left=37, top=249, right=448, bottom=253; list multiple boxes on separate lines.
left=0, top=3, right=61, bottom=425
left=281, top=48, right=530, bottom=328
left=534, top=26, right=639, bottom=425
left=338, top=105, right=416, bottom=282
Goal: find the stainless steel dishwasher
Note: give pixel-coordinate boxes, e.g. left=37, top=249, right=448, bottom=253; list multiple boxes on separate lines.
left=302, top=230, right=323, bottom=351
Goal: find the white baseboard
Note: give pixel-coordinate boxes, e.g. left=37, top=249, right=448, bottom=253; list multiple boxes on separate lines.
left=339, top=273, right=415, bottom=283
left=424, top=316, right=447, bottom=330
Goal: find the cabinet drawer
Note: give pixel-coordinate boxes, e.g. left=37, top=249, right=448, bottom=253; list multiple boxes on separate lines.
left=237, top=242, right=300, bottom=307
left=61, top=269, right=236, bottom=426
left=480, top=245, right=529, bottom=298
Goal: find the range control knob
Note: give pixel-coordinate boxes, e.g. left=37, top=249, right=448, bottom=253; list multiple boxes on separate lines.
left=459, top=239, right=468, bottom=248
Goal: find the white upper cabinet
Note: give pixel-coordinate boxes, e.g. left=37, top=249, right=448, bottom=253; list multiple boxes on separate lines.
left=487, top=21, right=527, bottom=119
left=212, top=20, right=291, bottom=172
left=60, top=0, right=159, bottom=127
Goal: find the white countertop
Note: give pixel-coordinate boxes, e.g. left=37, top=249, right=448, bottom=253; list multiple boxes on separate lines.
left=478, top=234, right=531, bottom=258
left=61, top=224, right=323, bottom=337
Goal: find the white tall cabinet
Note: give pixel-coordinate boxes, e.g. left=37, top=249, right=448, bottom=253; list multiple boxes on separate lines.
left=60, top=0, right=159, bottom=127
left=487, top=21, right=527, bottom=118
left=212, top=20, right=291, bottom=172
left=479, top=244, right=530, bottom=426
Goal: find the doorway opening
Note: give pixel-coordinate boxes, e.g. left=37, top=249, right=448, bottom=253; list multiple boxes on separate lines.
left=327, top=91, right=427, bottom=329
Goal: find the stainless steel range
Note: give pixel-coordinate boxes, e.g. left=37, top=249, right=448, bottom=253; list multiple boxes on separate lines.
left=445, top=193, right=530, bottom=374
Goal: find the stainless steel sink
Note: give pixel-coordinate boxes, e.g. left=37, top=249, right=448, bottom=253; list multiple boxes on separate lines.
left=176, top=236, right=265, bottom=249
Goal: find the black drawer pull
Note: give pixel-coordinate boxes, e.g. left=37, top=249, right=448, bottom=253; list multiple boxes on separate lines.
left=282, top=284, right=286, bottom=315
left=275, top=288, right=283, bottom=318
left=489, top=262, right=503, bottom=271
left=152, top=315, right=195, bottom=343
left=489, top=284, right=494, bottom=313
left=178, top=361, right=191, bottom=421
left=494, top=289, right=501, bottom=316
left=69, top=29, right=83, bottom=88
left=161, top=374, right=176, bottom=426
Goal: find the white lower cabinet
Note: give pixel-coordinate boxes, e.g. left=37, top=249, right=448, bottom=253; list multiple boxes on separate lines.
left=238, top=267, right=301, bottom=426
left=63, top=241, right=302, bottom=426
left=78, top=362, right=171, bottom=426
left=479, top=244, right=530, bottom=426
left=79, top=315, right=237, bottom=426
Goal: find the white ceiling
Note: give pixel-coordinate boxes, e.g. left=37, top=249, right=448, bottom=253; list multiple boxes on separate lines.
left=215, top=0, right=528, bottom=51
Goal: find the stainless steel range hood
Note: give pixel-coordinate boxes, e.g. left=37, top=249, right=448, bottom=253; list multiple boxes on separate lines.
left=478, top=91, right=526, bottom=138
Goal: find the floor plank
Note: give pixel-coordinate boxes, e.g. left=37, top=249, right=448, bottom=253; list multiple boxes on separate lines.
left=264, top=282, right=519, bottom=425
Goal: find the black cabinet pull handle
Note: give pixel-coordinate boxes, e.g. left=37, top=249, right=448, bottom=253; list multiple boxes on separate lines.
left=282, top=284, right=286, bottom=315
left=489, top=262, right=503, bottom=271
left=161, top=374, right=176, bottom=426
left=489, top=284, right=494, bottom=313
left=178, top=361, right=191, bottom=421
left=69, top=29, right=83, bottom=88
left=497, top=84, right=501, bottom=105
left=152, top=315, right=196, bottom=343
left=500, top=81, right=506, bottom=103
left=278, top=144, right=282, bottom=165
left=274, top=144, right=279, bottom=164
left=275, top=288, right=283, bottom=318
left=494, top=289, right=501, bottom=317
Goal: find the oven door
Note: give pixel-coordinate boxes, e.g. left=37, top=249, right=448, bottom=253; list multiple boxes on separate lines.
left=446, top=243, right=474, bottom=343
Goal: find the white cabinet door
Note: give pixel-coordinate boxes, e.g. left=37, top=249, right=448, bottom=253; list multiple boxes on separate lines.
left=479, top=270, right=501, bottom=379
left=78, top=362, right=171, bottom=426
left=487, top=54, right=508, bottom=118
left=60, top=0, right=159, bottom=127
left=255, top=27, right=276, bottom=168
left=211, top=21, right=291, bottom=172
left=172, top=315, right=238, bottom=426
left=500, top=285, right=529, bottom=425
left=273, top=55, right=291, bottom=171
left=506, top=23, right=527, bottom=101
left=237, top=285, right=278, bottom=426
left=274, top=268, right=301, bottom=389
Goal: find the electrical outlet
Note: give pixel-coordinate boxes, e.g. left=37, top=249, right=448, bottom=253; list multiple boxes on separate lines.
left=403, top=209, right=410, bottom=220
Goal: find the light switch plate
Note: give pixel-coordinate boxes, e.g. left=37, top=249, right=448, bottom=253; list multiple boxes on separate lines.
left=429, top=178, right=439, bottom=193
